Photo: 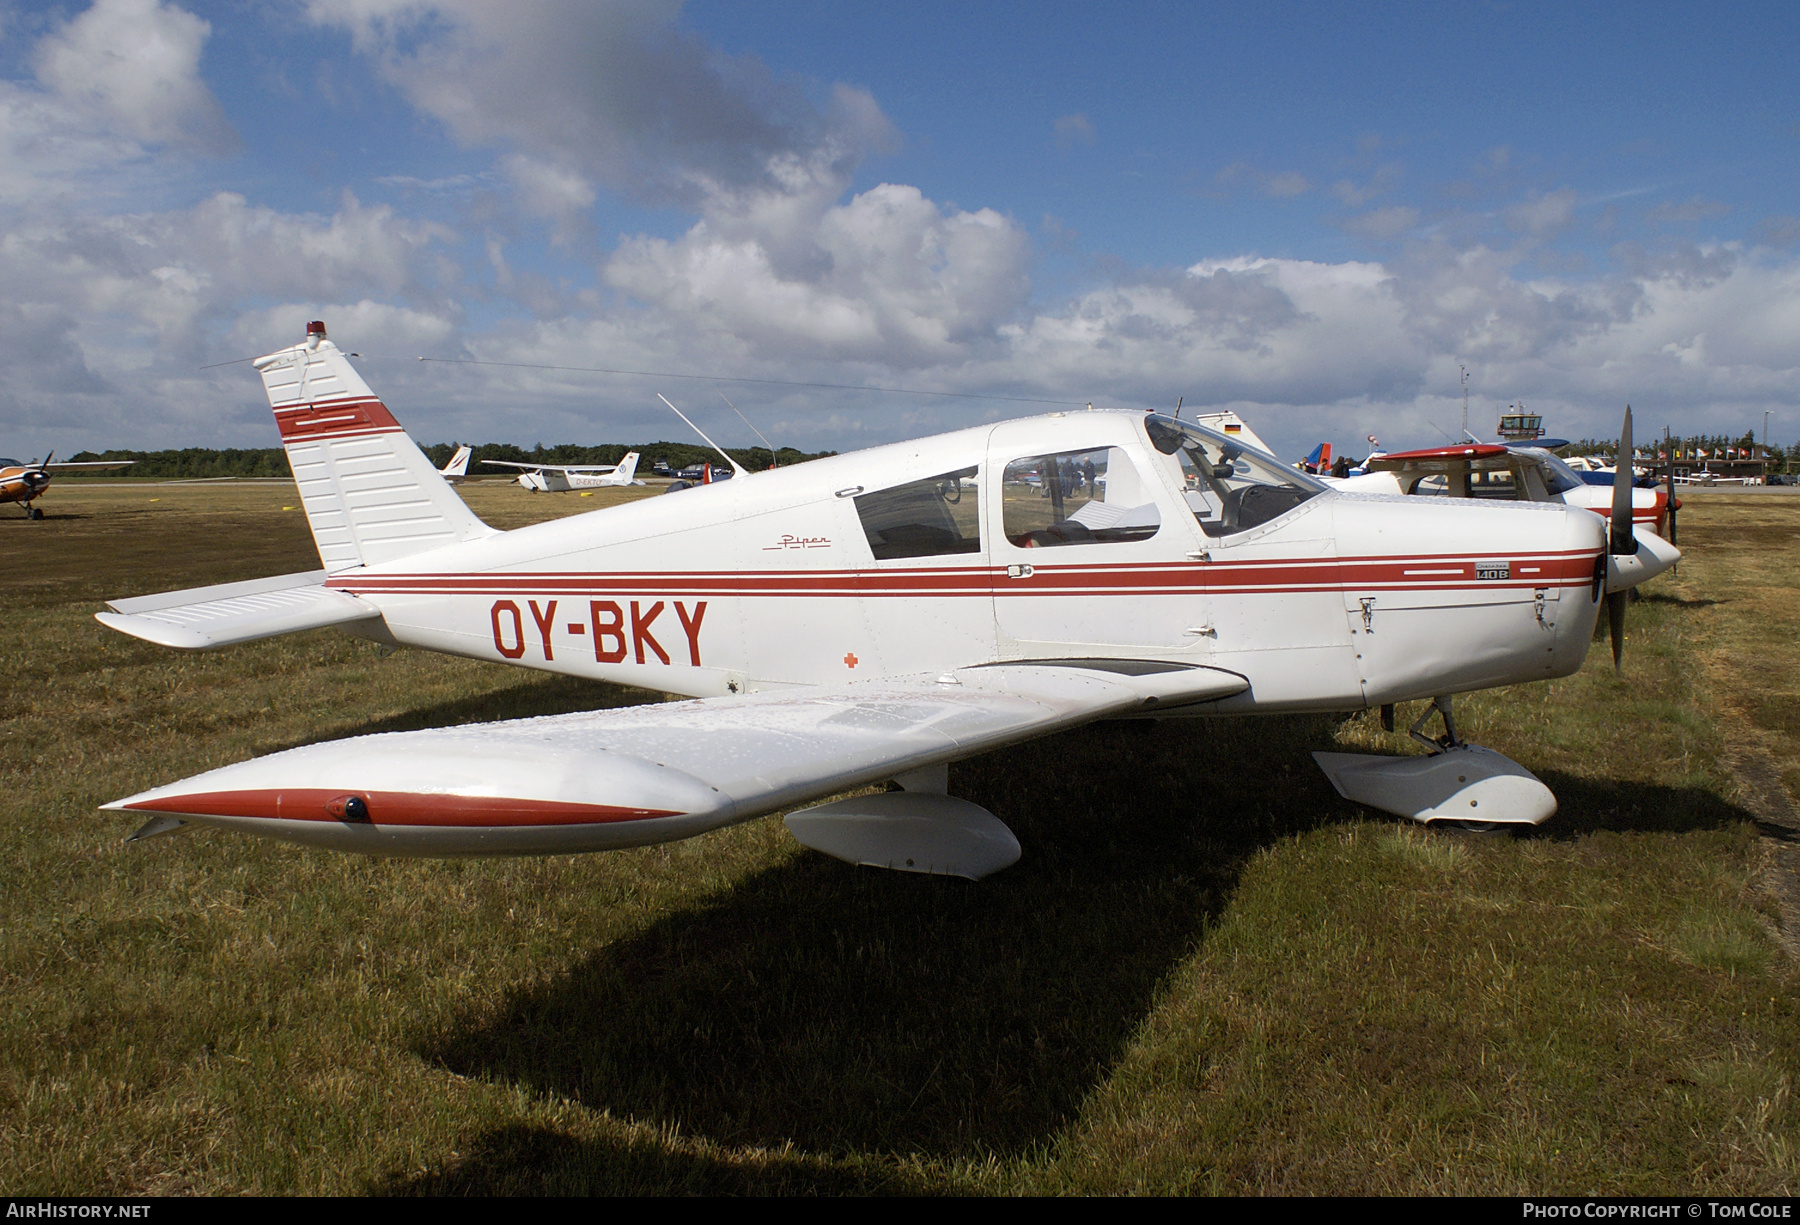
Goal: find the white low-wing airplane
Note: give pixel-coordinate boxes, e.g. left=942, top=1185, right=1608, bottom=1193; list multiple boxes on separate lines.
left=482, top=452, right=643, bottom=492
left=96, top=321, right=1677, bottom=877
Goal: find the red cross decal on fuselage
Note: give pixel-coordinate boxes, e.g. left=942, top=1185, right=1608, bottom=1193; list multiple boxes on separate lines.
left=844, top=652, right=859, bottom=668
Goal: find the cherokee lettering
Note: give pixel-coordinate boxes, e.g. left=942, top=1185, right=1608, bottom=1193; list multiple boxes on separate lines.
left=674, top=599, right=707, bottom=665
left=528, top=599, right=557, bottom=660
left=632, top=600, right=670, bottom=665
left=490, top=600, right=525, bottom=660
left=590, top=600, right=626, bottom=663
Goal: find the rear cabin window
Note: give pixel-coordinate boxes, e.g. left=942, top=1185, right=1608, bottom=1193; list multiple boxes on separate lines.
left=855, top=467, right=981, bottom=559
left=1001, top=447, right=1161, bottom=547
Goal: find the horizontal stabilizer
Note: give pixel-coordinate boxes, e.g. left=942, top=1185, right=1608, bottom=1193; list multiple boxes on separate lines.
left=105, top=662, right=1249, bottom=855
left=97, top=569, right=379, bottom=650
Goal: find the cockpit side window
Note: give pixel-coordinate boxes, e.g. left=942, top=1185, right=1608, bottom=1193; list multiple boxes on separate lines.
left=1001, top=447, right=1160, bottom=548
left=1535, top=453, right=1587, bottom=496
left=1143, top=415, right=1323, bottom=537
left=855, top=467, right=981, bottom=559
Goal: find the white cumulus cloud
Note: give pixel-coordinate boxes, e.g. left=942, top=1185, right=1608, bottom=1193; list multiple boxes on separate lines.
left=606, top=182, right=1033, bottom=366
left=33, top=0, right=234, bottom=151
left=305, top=0, right=896, bottom=214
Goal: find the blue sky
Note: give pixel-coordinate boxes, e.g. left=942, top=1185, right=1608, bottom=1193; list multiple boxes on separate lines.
left=3, top=0, right=1798, bottom=461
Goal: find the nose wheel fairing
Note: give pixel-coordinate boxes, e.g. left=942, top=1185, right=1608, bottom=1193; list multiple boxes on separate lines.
left=1315, top=743, right=1557, bottom=828
left=1313, top=696, right=1557, bottom=828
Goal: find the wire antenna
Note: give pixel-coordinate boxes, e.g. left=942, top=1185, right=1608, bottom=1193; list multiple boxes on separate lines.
left=657, top=394, right=747, bottom=477
left=413, top=356, right=1080, bottom=407
left=718, top=392, right=777, bottom=456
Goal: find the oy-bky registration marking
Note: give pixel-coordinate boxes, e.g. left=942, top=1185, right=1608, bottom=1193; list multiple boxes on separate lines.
left=490, top=598, right=707, bottom=666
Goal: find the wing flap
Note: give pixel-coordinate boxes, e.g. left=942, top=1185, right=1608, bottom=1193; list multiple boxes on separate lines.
left=104, top=663, right=1248, bottom=854
left=97, top=569, right=379, bottom=649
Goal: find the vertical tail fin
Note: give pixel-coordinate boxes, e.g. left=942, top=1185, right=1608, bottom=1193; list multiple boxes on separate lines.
left=253, top=322, right=495, bottom=573
left=610, top=452, right=639, bottom=485
left=439, top=445, right=473, bottom=478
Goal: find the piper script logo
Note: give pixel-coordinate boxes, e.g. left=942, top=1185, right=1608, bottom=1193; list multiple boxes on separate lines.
left=764, top=534, right=831, bottom=550
left=1475, top=559, right=1511, bottom=581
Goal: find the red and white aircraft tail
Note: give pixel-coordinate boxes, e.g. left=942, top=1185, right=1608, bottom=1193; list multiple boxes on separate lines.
left=255, top=321, right=494, bottom=572
left=97, top=322, right=494, bottom=650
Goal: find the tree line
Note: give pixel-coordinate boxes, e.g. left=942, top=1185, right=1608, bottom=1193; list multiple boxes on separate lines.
left=65, top=441, right=837, bottom=478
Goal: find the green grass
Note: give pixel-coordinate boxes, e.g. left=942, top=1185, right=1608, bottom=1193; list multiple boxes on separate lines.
left=0, top=482, right=1794, bottom=1194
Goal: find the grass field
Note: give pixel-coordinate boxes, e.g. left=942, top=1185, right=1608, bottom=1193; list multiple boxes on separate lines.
left=1, top=480, right=1796, bottom=1195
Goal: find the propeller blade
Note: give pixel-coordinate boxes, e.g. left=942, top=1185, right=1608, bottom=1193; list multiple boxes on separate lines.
left=1610, top=407, right=1637, bottom=556
left=1607, top=590, right=1628, bottom=671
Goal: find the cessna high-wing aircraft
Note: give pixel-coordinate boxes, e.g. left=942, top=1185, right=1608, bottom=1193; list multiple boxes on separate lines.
left=2, top=453, right=133, bottom=518
left=1331, top=440, right=1675, bottom=535
left=95, top=322, right=1676, bottom=878
left=482, top=452, right=643, bottom=492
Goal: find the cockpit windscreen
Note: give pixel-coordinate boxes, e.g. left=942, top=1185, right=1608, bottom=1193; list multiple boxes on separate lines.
left=1143, top=415, right=1325, bottom=537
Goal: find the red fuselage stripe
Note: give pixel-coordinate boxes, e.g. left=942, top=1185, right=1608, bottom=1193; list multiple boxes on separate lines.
left=324, top=551, right=1603, bottom=599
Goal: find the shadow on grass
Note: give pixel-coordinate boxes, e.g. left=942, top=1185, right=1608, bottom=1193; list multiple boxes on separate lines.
left=1531, top=770, right=1761, bottom=839
left=400, top=715, right=1351, bottom=1185
left=373, top=1124, right=923, bottom=1195
left=388, top=717, right=1762, bottom=1191
left=1637, top=592, right=1723, bottom=610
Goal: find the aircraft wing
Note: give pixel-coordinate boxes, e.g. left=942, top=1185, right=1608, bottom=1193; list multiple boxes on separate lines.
left=480, top=460, right=618, bottom=473
left=45, top=461, right=134, bottom=471
left=106, top=661, right=1249, bottom=855
left=1364, top=443, right=1510, bottom=473
left=96, top=569, right=381, bottom=650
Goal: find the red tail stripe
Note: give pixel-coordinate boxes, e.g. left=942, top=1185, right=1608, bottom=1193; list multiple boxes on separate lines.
left=274, top=396, right=403, bottom=444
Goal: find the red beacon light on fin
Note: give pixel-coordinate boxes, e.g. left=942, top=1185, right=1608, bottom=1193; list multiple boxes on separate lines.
left=307, top=321, right=327, bottom=337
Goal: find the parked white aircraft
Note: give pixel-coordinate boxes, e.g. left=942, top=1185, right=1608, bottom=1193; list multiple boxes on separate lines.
left=95, top=322, right=1676, bottom=878
left=1330, top=439, right=1675, bottom=537
left=483, top=452, right=643, bottom=492
left=437, top=445, right=473, bottom=483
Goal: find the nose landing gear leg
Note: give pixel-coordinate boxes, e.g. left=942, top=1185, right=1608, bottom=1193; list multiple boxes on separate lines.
left=1408, top=694, right=1462, bottom=754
